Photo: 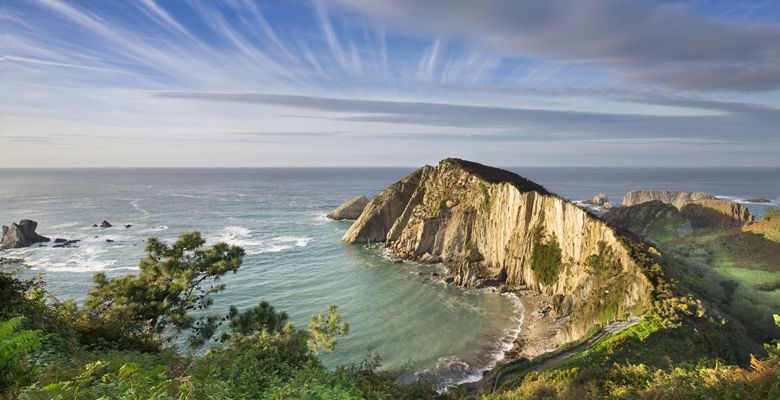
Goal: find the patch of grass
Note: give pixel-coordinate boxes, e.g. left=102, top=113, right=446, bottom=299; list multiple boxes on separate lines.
left=530, top=228, right=563, bottom=286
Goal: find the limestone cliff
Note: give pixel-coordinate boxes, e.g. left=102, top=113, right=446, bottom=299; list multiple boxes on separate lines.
left=343, top=159, right=654, bottom=343
left=623, top=190, right=716, bottom=209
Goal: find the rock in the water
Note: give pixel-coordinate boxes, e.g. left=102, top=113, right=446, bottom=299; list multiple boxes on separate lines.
left=54, top=238, right=67, bottom=243
left=343, top=158, right=654, bottom=344
left=604, top=201, right=692, bottom=242
left=602, top=201, right=613, bottom=210
left=584, top=192, right=609, bottom=206
left=622, top=190, right=717, bottom=209
left=53, top=239, right=80, bottom=248
left=1, top=220, right=50, bottom=250
left=99, top=220, right=112, bottom=228
left=326, top=195, right=370, bottom=220
left=680, top=199, right=754, bottom=228
left=745, top=198, right=771, bottom=203
left=105, top=239, right=114, bottom=243
left=124, top=224, right=133, bottom=229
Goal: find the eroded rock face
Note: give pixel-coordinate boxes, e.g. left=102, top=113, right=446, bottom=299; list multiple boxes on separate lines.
left=327, top=195, right=370, bottom=220
left=681, top=199, right=754, bottom=228
left=623, top=190, right=717, bottom=209
left=344, top=159, right=654, bottom=343
left=1, top=220, right=50, bottom=250
left=604, top=201, right=693, bottom=242
left=342, top=166, right=432, bottom=243
left=584, top=192, right=609, bottom=206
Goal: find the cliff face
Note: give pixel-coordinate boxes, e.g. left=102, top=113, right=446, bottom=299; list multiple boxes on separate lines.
left=344, top=159, right=654, bottom=343
left=342, top=166, right=432, bottom=243
left=623, top=190, right=716, bottom=209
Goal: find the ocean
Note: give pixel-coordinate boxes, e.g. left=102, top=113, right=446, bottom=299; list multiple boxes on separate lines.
left=0, top=167, right=778, bottom=386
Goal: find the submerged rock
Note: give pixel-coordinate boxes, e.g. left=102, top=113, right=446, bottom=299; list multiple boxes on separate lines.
left=99, top=220, right=112, bottom=228
left=53, top=239, right=80, bottom=248
left=622, top=190, right=717, bottom=209
left=343, top=158, right=654, bottom=344
left=1, top=220, right=50, bottom=250
left=327, top=195, right=370, bottom=220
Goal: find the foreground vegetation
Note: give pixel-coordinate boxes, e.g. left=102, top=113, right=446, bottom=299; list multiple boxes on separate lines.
left=0, top=233, right=441, bottom=399
left=2, top=226, right=779, bottom=399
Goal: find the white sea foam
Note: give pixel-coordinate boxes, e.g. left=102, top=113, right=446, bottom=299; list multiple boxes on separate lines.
left=210, top=227, right=312, bottom=255
left=429, top=294, right=524, bottom=391
left=26, top=246, right=125, bottom=273
left=129, top=199, right=151, bottom=219
left=48, top=222, right=81, bottom=229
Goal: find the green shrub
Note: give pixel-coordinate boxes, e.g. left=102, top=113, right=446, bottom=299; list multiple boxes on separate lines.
left=530, top=228, right=563, bottom=285
left=764, top=207, right=780, bottom=221
left=0, top=317, right=45, bottom=391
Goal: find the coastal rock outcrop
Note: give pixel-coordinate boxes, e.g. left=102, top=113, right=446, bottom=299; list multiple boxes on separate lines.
left=623, top=190, right=717, bottom=209
left=604, top=201, right=692, bottom=242
left=1, top=220, right=50, bottom=250
left=344, top=159, right=654, bottom=343
left=327, top=195, right=370, bottom=220
left=680, top=199, right=754, bottom=228
left=342, top=166, right=433, bottom=243
left=584, top=192, right=609, bottom=206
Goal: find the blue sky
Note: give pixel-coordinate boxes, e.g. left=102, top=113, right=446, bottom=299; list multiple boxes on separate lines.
left=2, top=0, right=779, bottom=167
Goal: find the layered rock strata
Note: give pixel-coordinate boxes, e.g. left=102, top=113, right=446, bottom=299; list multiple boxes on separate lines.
left=623, top=190, right=716, bottom=209
left=343, top=159, right=654, bottom=343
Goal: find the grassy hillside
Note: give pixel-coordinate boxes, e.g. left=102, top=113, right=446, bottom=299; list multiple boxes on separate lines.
left=2, top=220, right=779, bottom=399
left=481, top=208, right=780, bottom=399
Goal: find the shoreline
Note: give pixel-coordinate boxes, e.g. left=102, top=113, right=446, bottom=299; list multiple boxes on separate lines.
left=460, top=289, right=563, bottom=392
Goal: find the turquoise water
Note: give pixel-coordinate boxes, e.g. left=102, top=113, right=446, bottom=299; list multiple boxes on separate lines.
left=0, top=167, right=777, bottom=385
left=0, top=168, right=520, bottom=386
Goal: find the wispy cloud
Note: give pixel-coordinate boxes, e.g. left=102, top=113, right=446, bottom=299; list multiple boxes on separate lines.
left=2, top=0, right=779, bottom=167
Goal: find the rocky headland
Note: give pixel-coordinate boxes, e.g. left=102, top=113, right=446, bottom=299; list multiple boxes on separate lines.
left=327, top=195, right=370, bottom=220
left=607, top=192, right=754, bottom=238
left=342, top=159, right=655, bottom=347
left=622, top=190, right=717, bottom=209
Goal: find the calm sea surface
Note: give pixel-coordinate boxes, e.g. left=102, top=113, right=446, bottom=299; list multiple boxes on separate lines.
left=0, top=167, right=778, bottom=385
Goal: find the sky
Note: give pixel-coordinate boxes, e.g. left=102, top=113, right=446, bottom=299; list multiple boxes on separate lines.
left=1, top=0, right=780, bottom=167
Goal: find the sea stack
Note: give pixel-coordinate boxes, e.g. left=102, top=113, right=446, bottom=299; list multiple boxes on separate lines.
left=327, top=195, right=370, bottom=220
left=1, top=219, right=50, bottom=250
left=343, top=158, right=654, bottom=343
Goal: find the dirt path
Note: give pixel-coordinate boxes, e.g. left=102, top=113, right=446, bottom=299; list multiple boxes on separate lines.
left=492, top=316, right=643, bottom=392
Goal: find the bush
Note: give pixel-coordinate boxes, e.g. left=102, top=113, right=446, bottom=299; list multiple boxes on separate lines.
left=764, top=208, right=780, bottom=221
left=530, top=228, right=563, bottom=285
